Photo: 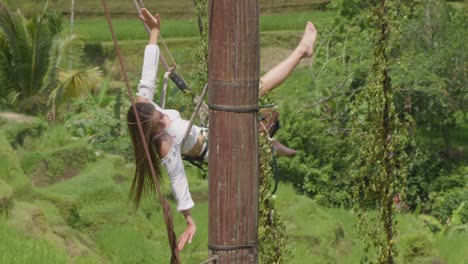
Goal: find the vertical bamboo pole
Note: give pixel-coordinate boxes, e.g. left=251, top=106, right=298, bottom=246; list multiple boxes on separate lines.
left=208, top=0, right=260, bottom=263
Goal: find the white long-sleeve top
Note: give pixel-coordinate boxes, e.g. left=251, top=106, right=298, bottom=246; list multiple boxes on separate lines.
left=136, top=44, right=202, bottom=211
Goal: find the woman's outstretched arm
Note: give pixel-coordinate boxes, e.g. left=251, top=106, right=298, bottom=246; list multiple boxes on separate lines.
left=259, top=21, right=317, bottom=97
left=139, top=8, right=160, bottom=45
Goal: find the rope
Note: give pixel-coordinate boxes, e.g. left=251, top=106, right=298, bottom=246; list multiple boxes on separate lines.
left=208, top=103, right=259, bottom=113
left=131, top=0, right=170, bottom=70
left=134, top=0, right=186, bottom=83
left=208, top=242, right=258, bottom=251
left=101, top=1, right=180, bottom=263
left=183, top=84, right=208, bottom=142
left=200, top=256, right=218, bottom=264
left=160, top=35, right=186, bottom=82
left=160, top=71, right=172, bottom=108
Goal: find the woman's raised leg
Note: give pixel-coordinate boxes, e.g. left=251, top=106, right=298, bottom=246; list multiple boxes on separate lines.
left=259, top=21, right=317, bottom=97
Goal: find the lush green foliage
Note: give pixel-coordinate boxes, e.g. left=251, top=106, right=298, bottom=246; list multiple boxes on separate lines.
left=274, top=0, right=466, bottom=213
left=63, top=80, right=132, bottom=158
left=394, top=0, right=468, bottom=211
left=268, top=2, right=467, bottom=261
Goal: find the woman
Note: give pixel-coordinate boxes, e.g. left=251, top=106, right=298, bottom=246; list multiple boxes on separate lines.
left=128, top=8, right=317, bottom=251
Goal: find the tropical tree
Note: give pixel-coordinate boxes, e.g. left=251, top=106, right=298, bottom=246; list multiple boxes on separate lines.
left=0, top=3, right=101, bottom=115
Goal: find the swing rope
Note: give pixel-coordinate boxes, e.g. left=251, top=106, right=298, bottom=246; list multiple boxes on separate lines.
left=183, top=84, right=209, bottom=142
left=101, top=1, right=180, bottom=263
left=132, top=0, right=186, bottom=83
left=160, top=71, right=172, bottom=109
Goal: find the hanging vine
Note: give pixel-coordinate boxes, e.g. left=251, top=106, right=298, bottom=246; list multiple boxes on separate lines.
left=193, top=0, right=208, bottom=95
left=258, top=137, right=292, bottom=263
left=349, top=0, right=409, bottom=263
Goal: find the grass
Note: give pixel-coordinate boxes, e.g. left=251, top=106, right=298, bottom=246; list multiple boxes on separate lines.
left=275, top=184, right=363, bottom=263
left=65, top=11, right=335, bottom=42
left=435, top=233, right=468, bottom=263
left=260, top=10, right=335, bottom=32
left=69, top=17, right=198, bottom=42
left=275, top=183, right=468, bottom=264
left=6, top=0, right=330, bottom=17
left=0, top=219, right=68, bottom=264
left=95, top=224, right=161, bottom=263
left=23, top=135, right=210, bottom=263
left=0, top=133, right=32, bottom=199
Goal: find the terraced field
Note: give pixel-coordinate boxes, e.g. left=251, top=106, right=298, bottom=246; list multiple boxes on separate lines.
left=5, top=0, right=330, bottom=17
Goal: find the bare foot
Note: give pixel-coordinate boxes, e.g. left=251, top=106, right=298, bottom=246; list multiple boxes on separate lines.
left=297, top=21, right=317, bottom=58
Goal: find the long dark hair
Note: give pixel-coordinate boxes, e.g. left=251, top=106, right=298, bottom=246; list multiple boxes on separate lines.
left=127, top=102, right=162, bottom=209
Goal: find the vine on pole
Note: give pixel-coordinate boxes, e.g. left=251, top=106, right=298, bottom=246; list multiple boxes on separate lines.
left=258, top=137, right=292, bottom=263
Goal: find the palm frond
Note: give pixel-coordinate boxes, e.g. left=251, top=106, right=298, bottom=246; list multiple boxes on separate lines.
left=0, top=90, right=20, bottom=111
left=42, top=33, right=84, bottom=93
left=0, top=4, right=28, bottom=96
left=0, top=5, right=55, bottom=100
left=44, top=9, right=62, bottom=38
left=22, top=9, right=52, bottom=98
left=0, top=35, right=15, bottom=95
left=418, top=214, right=443, bottom=233
left=95, top=77, right=113, bottom=107
left=13, top=10, right=33, bottom=98
left=49, top=67, right=103, bottom=108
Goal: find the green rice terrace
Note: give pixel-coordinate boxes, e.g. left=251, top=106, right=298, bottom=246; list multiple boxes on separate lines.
left=0, top=0, right=467, bottom=263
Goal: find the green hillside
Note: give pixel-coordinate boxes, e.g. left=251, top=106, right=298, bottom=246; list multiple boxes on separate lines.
left=1, top=119, right=466, bottom=263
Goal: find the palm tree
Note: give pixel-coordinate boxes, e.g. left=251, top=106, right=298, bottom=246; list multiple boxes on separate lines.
left=0, top=3, right=101, bottom=115
left=0, top=3, right=54, bottom=101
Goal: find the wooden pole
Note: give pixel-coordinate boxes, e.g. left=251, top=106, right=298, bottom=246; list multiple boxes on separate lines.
left=208, top=0, right=259, bottom=263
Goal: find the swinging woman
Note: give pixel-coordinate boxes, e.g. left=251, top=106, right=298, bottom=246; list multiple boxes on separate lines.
left=127, top=8, right=317, bottom=251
